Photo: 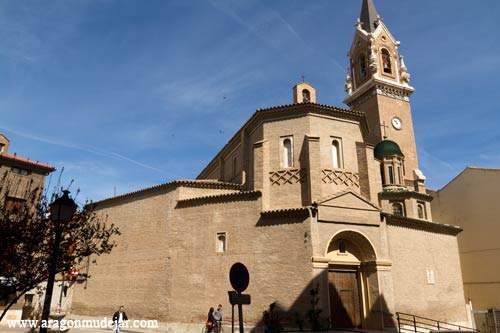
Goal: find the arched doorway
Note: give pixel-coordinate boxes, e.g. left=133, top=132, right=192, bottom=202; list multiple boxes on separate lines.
left=325, top=230, right=378, bottom=329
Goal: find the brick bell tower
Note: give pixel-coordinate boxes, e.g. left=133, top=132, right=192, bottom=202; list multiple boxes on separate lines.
left=344, top=0, right=423, bottom=186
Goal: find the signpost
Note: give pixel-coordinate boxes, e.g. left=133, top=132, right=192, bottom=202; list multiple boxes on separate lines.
left=228, top=263, right=251, bottom=333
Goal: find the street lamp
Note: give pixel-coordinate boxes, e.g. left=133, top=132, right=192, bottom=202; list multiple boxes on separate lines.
left=40, top=190, right=77, bottom=333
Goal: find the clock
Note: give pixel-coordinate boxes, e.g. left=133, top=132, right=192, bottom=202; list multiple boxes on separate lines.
left=391, top=117, right=402, bottom=130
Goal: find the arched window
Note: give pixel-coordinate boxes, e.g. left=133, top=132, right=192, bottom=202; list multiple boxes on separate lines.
left=302, top=89, right=311, bottom=102
left=283, top=138, right=293, bottom=168
left=332, top=140, right=341, bottom=169
left=392, top=202, right=405, bottom=217
left=381, top=49, right=392, bottom=74
left=217, top=232, right=226, bottom=253
left=418, top=202, right=427, bottom=220
left=417, top=205, right=424, bottom=219
left=359, top=55, right=367, bottom=79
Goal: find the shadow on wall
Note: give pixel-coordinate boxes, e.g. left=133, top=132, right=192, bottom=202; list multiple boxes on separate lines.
left=248, top=270, right=396, bottom=332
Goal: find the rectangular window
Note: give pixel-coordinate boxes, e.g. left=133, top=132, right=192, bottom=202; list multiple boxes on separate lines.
left=426, top=269, right=436, bottom=285
left=11, top=167, right=30, bottom=176
left=216, top=232, right=227, bottom=253
left=232, top=156, right=238, bottom=178
left=388, top=166, right=395, bottom=184
left=5, top=197, right=26, bottom=213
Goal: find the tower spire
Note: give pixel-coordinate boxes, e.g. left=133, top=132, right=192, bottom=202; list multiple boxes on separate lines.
left=359, top=0, right=380, bottom=32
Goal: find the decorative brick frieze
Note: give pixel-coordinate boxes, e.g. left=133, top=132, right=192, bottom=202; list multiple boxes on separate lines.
left=321, top=169, right=360, bottom=188
left=269, top=168, right=307, bottom=186
left=375, top=84, right=411, bottom=102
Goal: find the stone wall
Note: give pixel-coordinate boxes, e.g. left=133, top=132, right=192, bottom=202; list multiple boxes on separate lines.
left=432, top=167, right=500, bottom=310
left=387, top=225, right=468, bottom=324
left=169, top=197, right=313, bottom=325
left=71, top=188, right=177, bottom=321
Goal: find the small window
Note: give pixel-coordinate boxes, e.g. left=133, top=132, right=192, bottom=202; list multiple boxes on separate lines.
left=359, top=55, right=367, bottom=79
left=216, top=232, right=226, bottom=253
left=282, top=138, right=293, bottom=168
left=232, top=156, right=238, bottom=177
left=11, top=167, right=30, bottom=176
left=426, top=269, right=436, bottom=285
left=380, top=164, right=386, bottom=184
left=4, top=197, right=26, bottom=213
left=338, top=240, right=346, bottom=254
left=388, top=165, right=395, bottom=184
left=381, top=49, right=392, bottom=74
left=0, top=144, right=4, bottom=153
left=392, top=202, right=404, bottom=217
left=397, top=166, right=402, bottom=184
left=302, top=89, right=311, bottom=103
left=331, top=140, right=341, bottom=169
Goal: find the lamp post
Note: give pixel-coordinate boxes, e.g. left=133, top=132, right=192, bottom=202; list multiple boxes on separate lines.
left=39, top=190, right=77, bottom=333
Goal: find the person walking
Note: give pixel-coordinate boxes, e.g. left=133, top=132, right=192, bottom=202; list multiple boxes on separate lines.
left=206, top=307, right=216, bottom=333
left=213, top=304, right=223, bottom=333
left=112, top=306, right=128, bottom=333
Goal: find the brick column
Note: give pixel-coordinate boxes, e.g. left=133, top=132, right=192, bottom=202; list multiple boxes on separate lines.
left=357, top=142, right=382, bottom=202
left=253, top=140, right=270, bottom=210
left=306, top=136, right=321, bottom=204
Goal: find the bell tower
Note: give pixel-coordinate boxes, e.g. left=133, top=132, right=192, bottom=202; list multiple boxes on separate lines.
left=344, top=0, right=421, bottom=185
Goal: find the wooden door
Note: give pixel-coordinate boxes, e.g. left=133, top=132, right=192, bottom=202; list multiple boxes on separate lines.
left=329, top=268, right=361, bottom=328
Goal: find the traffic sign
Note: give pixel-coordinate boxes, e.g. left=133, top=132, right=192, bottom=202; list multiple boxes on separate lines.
left=229, top=263, right=249, bottom=293
left=228, top=291, right=251, bottom=305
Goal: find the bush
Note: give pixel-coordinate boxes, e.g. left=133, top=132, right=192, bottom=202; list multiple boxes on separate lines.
left=263, top=302, right=283, bottom=333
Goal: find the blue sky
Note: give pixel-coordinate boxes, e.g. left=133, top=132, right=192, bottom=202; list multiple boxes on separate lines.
left=1, top=0, right=499, bottom=202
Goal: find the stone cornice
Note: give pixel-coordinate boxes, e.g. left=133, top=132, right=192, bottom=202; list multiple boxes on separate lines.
left=344, top=77, right=415, bottom=107
left=379, top=190, right=433, bottom=202
left=383, top=213, right=462, bottom=236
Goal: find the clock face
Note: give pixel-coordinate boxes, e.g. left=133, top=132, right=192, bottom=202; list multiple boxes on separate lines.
left=392, top=117, right=402, bottom=130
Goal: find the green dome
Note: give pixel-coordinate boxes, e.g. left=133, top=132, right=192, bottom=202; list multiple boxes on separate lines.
left=374, top=140, right=404, bottom=160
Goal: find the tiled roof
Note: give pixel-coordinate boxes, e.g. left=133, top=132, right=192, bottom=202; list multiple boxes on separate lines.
left=379, top=190, right=433, bottom=201
left=176, top=190, right=261, bottom=207
left=0, top=152, right=56, bottom=172
left=197, top=102, right=367, bottom=179
left=92, top=179, right=243, bottom=206
left=383, top=213, right=462, bottom=236
left=261, top=206, right=312, bottom=217
left=256, top=102, right=359, bottom=115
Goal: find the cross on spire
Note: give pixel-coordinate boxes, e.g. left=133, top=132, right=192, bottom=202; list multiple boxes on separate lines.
left=301, top=75, right=306, bottom=83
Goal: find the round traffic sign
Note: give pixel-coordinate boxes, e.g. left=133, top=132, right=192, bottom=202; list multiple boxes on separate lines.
left=229, top=262, right=249, bottom=293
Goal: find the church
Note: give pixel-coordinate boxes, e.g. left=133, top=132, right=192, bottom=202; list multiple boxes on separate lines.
left=69, top=0, right=470, bottom=331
